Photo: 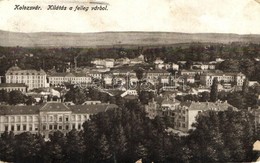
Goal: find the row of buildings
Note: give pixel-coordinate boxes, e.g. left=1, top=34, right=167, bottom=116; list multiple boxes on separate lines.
left=0, top=102, right=118, bottom=138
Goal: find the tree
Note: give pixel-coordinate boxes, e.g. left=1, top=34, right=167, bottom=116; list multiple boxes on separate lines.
left=210, top=77, right=218, bottom=102
left=0, top=89, right=9, bottom=103
left=200, top=91, right=210, bottom=102
left=0, top=131, right=15, bottom=162
left=65, top=129, right=85, bottom=163
left=64, top=86, right=87, bottom=104
left=9, top=90, right=25, bottom=105
left=96, top=134, right=112, bottom=162
left=242, top=78, right=249, bottom=96
left=14, top=132, right=44, bottom=163
left=25, top=96, right=36, bottom=105
left=47, top=131, right=66, bottom=163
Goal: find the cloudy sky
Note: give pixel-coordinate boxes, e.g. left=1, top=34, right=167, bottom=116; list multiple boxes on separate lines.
left=0, top=0, right=259, bottom=34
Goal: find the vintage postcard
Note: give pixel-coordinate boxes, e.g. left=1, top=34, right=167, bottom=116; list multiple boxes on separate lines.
left=0, top=0, right=260, bottom=162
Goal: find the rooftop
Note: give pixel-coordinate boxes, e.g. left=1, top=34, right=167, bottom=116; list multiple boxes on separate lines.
left=180, top=101, right=236, bottom=111
left=0, top=102, right=119, bottom=115
left=0, top=83, right=27, bottom=88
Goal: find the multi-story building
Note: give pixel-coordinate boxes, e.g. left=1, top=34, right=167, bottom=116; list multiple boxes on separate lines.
left=200, top=72, right=246, bottom=87
left=0, top=83, right=27, bottom=93
left=48, top=72, right=92, bottom=86
left=0, top=102, right=118, bottom=138
left=174, top=101, right=237, bottom=132
left=5, top=65, right=48, bottom=90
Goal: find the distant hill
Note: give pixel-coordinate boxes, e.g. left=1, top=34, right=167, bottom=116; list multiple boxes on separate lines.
left=0, top=30, right=259, bottom=47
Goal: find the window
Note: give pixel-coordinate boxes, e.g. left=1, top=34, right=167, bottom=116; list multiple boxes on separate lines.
left=72, top=124, right=76, bottom=129
left=16, top=116, right=21, bottom=122
left=78, top=124, right=81, bottom=130
left=59, top=117, right=62, bottom=122
left=23, top=124, right=26, bottom=131
left=11, top=125, right=14, bottom=131
left=59, top=125, right=62, bottom=130
left=29, top=124, right=33, bottom=131
left=65, top=117, right=69, bottom=122
left=43, top=125, right=46, bottom=130
left=77, top=115, right=81, bottom=121
left=65, top=125, right=69, bottom=130
left=54, top=125, right=57, bottom=130
left=49, top=125, right=53, bottom=130
left=5, top=125, right=8, bottom=131
left=4, top=116, right=8, bottom=122
left=17, top=125, right=21, bottom=131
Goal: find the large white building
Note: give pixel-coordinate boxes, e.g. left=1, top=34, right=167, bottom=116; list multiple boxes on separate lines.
left=174, top=101, right=237, bottom=132
left=48, top=72, right=92, bottom=86
left=5, top=65, right=48, bottom=90
left=0, top=102, right=118, bottom=138
left=200, top=72, right=246, bottom=87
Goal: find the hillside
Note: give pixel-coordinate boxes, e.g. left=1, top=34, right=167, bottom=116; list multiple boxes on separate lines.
left=0, top=31, right=260, bottom=47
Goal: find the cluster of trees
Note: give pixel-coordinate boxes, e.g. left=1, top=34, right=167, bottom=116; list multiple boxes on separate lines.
left=0, top=43, right=259, bottom=80
left=0, top=90, right=35, bottom=105
left=176, top=78, right=259, bottom=110
left=0, top=101, right=259, bottom=163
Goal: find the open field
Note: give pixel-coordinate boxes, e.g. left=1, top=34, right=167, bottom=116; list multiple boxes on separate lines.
left=0, top=30, right=260, bottom=47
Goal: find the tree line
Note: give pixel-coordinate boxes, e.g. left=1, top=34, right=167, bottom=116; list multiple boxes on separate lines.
left=0, top=43, right=259, bottom=81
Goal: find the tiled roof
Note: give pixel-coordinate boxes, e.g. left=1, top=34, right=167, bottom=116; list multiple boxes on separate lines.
left=6, top=66, right=46, bottom=75
left=180, top=101, right=235, bottom=111
left=0, top=83, right=27, bottom=87
left=49, top=72, right=86, bottom=77
left=0, top=103, right=118, bottom=115
left=40, top=102, right=71, bottom=112
left=0, top=105, right=42, bottom=115
left=70, top=104, right=118, bottom=114
left=161, top=99, right=180, bottom=105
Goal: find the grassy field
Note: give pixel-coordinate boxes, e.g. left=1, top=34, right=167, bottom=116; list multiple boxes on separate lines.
left=0, top=31, right=259, bottom=47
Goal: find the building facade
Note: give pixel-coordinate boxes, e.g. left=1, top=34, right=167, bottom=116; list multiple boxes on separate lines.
left=48, top=72, right=92, bottom=86
left=0, top=83, right=27, bottom=93
left=200, top=72, right=246, bottom=87
left=174, top=101, right=237, bottom=132
left=0, top=102, right=118, bottom=138
left=5, top=65, right=48, bottom=90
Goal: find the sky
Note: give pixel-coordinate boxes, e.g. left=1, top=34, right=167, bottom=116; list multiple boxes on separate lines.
left=0, top=0, right=259, bottom=34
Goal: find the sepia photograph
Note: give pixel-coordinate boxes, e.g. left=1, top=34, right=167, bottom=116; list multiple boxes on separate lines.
left=0, top=0, right=260, bottom=162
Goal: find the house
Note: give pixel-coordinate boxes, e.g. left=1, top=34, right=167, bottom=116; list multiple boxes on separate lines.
left=145, top=96, right=180, bottom=119
left=172, top=63, right=179, bottom=71
left=82, top=100, right=102, bottom=105
left=0, top=83, right=27, bottom=93
left=192, top=62, right=216, bottom=70
left=120, top=89, right=138, bottom=97
left=154, top=58, right=164, bottom=64
left=91, top=58, right=115, bottom=68
left=115, top=58, right=130, bottom=65
left=0, top=102, right=118, bottom=138
left=87, top=71, right=103, bottom=80
left=129, top=54, right=145, bottom=65
left=5, top=65, right=48, bottom=90
left=174, top=101, right=237, bottom=132
left=103, top=74, right=113, bottom=85
left=200, top=72, right=246, bottom=87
